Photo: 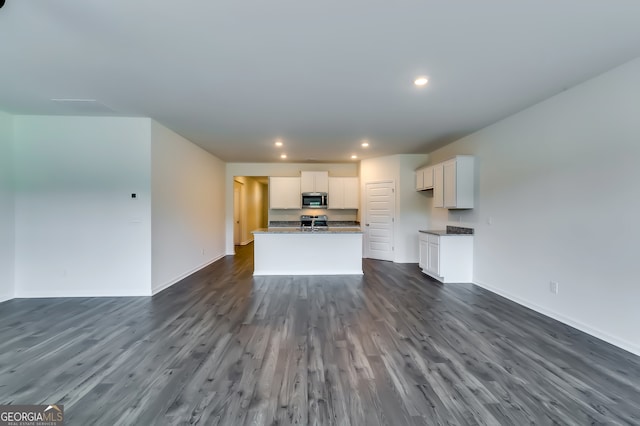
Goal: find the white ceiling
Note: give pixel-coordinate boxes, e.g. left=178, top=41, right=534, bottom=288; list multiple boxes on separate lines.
left=1, top=1, right=640, bottom=163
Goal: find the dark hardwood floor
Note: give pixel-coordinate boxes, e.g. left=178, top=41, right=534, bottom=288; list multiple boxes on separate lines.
left=1, top=243, right=639, bottom=425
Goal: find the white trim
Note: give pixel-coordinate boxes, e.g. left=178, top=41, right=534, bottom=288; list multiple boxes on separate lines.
left=14, top=290, right=152, bottom=298
left=152, top=253, right=225, bottom=295
left=254, top=270, right=363, bottom=276
left=0, top=294, right=14, bottom=303
left=420, top=268, right=444, bottom=283
left=473, top=279, right=640, bottom=357
left=239, top=237, right=254, bottom=246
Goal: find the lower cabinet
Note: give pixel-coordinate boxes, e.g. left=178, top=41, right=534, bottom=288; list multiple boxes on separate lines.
left=418, top=237, right=429, bottom=270
left=418, top=232, right=473, bottom=283
left=428, top=241, right=440, bottom=276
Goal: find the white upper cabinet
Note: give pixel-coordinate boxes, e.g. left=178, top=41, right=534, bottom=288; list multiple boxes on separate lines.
left=443, top=156, right=474, bottom=209
left=443, top=160, right=457, bottom=208
left=342, top=177, right=359, bottom=209
left=423, top=166, right=434, bottom=189
left=416, top=168, right=424, bottom=190
left=433, top=163, right=444, bottom=208
left=415, top=166, right=434, bottom=191
left=300, top=171, right=329, bottom=193
left=269, top=177, right=301, bottom=209
left=425, top=156, right=474, bottom=209
left=328, top=177, right=359, bottom=209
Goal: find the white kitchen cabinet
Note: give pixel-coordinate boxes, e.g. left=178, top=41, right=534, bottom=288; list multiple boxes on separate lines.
left=418, top=232, right=473, bottom=283
left=328, top=177, right=359, bottom=209
left=423, top=166, right=434, bottom=189
left=418, top=236, right=429, bottom=270
left=418, top=232, right=440, bottom=276
left=416, top=169, right=424, bottom=190
left=433, top=163, right=444, bottom=207
left=415, top=166, right=434, bottom=191
left=301, top=171, right=329, bottom=193
left=428, top=240, right=440, bottom=276
left=443, top=156, right=474, bottom=209
left=269, top=177, right=301, bottom=209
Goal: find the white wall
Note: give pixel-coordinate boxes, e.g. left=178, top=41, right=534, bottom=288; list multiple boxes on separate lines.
left=360, top=154, right=429, bottom=263
left=151, top=121, right=226, bottom=294
left=426, top=57, right=640, bottom=356
left=13, top=116, right=152, bottom=297
left=0, top=111, right=14, bottom=302
left=397, top=155, right=431, bottom=262
left=225, top=163, right=359, bottom=254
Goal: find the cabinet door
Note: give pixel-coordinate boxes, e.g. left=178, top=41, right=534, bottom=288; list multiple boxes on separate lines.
left=428, top=242, right=440, bottom=276
left=419, top=237, right=429, bottom=270
left=301, top=171, right=329, bottom=193
left=269, top=177, right=301, bottom=209
left=443, top=159, right=457, bottom=208
left=300, top=172, right=315, bottom=193
left=423, top=166, right=434, bottom=189
left=342, top=177, right=359, bottom=209
left=415, top=169, right=424, bottom=191
left=328, top=177, right=344, bottom=209
left=328, top=177, right=359, bottom=209
left=314, top=171, right=329, bottom=193
left=433, top=163, right=444, bottom=208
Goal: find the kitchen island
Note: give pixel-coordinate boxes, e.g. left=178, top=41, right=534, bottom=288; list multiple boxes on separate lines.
left=252, top=227, right=363, bottom=275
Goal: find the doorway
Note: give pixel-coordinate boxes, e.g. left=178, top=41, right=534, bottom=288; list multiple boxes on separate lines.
left=233, top=180, right=244, bottom=245
left=364, top=181, right=395, bottom=261
left=233, top=177, right=269, bottom=246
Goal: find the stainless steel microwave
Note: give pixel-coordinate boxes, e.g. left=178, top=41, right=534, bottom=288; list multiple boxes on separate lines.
left=302, top=192, right=328, bottom=208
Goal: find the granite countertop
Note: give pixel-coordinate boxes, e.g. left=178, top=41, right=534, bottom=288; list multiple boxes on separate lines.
left=253, top=227, right=363, bottom=234
left=269, top=221, right=360, bottom=227
left=419, top=226, right=474, bottom=236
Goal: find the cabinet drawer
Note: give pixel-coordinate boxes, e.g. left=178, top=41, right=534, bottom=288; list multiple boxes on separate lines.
left=428, top=234, right=440, bottom=244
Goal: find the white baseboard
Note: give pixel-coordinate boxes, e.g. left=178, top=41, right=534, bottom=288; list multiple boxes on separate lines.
left=0, top=293, right=14, bottom=303
left=473, top=280, right=640, bottom=357
left=253, top=270, right=363, bottom=276
left=239, top=238, right=254, bottom=246
left=14, top=290, right=152, bottom=298
left=152, top=253, right=225, bottom=295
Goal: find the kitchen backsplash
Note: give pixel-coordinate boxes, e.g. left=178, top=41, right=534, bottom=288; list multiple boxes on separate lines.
left=269, top=209, right=357, bottom=222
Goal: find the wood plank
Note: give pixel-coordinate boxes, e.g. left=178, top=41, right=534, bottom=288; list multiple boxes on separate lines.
left=0, top=243, right=639, bottom=425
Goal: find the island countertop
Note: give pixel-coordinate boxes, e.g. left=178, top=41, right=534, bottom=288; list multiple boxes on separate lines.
left=253, top=227, right=363, bottom=234
left=252, top=227, right=363, bottom=275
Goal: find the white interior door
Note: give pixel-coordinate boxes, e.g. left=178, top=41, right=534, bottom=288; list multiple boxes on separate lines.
left=365, top=181, right=395, bottom=261
left=233, top=181, right=243, bottom=245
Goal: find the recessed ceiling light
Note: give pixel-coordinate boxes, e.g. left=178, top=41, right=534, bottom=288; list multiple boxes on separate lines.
left=351, top=154, right=358, bottom=160
left=275, top=140, right=283, bottom=147
left=280, top=153, right=287, bottom=159
left=414, top=76, right=429, bottom=86
left=361, top=140, right=370, bottom=148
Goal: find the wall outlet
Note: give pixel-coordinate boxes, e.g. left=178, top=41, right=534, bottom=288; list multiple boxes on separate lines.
left=201, top=249, right=205, bottom=255
left=487, top=216, right=493, bottom=225
left=549, top=281, right=559, bottom=294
